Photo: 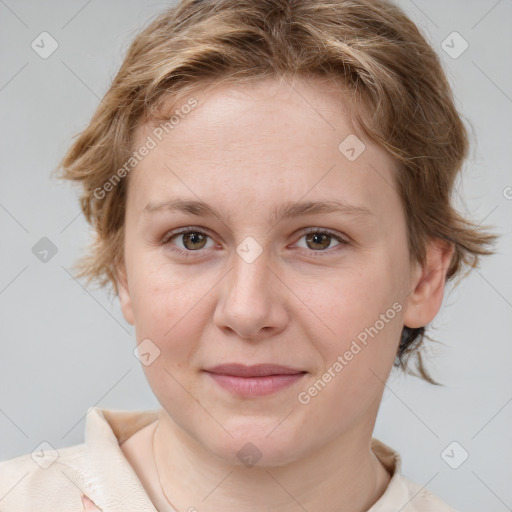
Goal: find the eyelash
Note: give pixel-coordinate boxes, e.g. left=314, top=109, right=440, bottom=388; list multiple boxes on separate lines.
left=161, top=227, right=348, bottom=258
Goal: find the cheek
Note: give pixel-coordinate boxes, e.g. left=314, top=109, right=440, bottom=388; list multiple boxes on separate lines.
left=128, top=259, right=219, bottom=365
left=302, top=264, right=403, bottom=350
left=295, top=295, right=403, bottom=436
left=293, top=258, right=405, bottom=405
left=129, top=265, right=212, bottom=409
left=130, top=256, right=201, bottom=325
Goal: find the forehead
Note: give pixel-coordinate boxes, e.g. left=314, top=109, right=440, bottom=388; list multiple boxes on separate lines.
left=128, top=77, right=399, bottom=219
left=139, top=76, right=357, bottom=151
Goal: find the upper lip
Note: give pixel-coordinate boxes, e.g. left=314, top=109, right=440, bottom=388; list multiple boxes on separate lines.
left=204, top=363, right=306, bottom=377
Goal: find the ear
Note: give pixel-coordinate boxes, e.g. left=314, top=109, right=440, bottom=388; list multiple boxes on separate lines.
left=403, top=238, right=455, bottom=329
left=116, top=261, right=135, bottom=326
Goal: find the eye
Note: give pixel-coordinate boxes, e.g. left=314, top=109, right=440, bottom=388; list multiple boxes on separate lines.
left=162, top=228, right=216, bottom=256
left=294, top=228, right=347, bottom=254
left=161, top=227, right=348, bottom=258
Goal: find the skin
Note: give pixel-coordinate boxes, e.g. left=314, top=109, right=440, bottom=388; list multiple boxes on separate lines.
left=116, top=76, right=454, bottom=512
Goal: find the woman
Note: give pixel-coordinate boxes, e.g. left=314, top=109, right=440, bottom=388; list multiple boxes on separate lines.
left=0, top=0, right=496, bottom=510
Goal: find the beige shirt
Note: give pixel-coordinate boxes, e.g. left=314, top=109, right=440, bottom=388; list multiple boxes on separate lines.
left=0, top=407, right=458, bottom=511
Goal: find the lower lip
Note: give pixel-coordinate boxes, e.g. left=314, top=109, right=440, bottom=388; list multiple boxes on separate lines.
left=205, top=372, right=306, bottom=397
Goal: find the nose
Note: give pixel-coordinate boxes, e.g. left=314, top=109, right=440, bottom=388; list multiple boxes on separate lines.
left=213, top=245, right=289, bottom=340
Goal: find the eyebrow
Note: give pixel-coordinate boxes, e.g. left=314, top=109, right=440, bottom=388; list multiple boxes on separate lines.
left=144, top=197, right=374, bottom=224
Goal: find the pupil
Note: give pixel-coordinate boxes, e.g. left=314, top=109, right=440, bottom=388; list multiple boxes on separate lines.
left=185, top=232, right=205, bottom=249
left=308, top=233, right=329, bottom=250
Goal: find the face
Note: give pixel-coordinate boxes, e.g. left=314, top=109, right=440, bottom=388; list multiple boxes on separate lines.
left=117, top=76, right=437, bottom=467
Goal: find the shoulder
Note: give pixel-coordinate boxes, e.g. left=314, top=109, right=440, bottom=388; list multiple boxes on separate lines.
left=398, top=474, right=459, bottom=511
left=369, top=438, right=459, bottom=512
left=0, top=443, right=99, bottom=511
left=0, top=407, right=161, bottom=511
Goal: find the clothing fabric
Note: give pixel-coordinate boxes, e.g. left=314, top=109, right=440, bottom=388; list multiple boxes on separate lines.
left=0, top=406, right=457, bottom=511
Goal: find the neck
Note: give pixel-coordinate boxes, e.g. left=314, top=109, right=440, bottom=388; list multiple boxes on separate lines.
left=152, top=410, right=391, bottom=512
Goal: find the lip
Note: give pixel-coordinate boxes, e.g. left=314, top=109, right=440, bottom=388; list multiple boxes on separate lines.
left=203, top=363, right=307, bottom=397
left=205, top=363, right=305, bottom=377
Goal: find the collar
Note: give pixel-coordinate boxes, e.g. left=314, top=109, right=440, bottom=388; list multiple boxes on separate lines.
left=84, top=407, right=409, bottom=511
left=84, top=406, right=160, bottom=510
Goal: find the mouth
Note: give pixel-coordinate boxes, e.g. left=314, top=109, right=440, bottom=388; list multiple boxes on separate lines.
left=203, top=363, right=307, bottom=397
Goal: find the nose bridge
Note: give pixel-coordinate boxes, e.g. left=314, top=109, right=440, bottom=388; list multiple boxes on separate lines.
left=229, top=238, right=272, bottom=301
left=213, top=236, right=288, bottom=338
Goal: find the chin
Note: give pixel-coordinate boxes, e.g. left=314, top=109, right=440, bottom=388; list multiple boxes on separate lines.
left=204, top=421, right=308, bottom=468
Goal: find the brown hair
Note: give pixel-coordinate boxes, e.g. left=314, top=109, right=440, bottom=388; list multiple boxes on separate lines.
left=55, top=0, right=497, bottom=383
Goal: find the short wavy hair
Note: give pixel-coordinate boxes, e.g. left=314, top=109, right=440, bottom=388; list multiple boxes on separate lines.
left=56, top=0, right=497, bottom=383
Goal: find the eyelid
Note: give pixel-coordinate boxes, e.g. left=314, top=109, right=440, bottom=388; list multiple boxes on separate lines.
left=161, top=226, right=215, bottom=245
left=162, top=227, right=218, bottom=255
left=299, top=226, right=348, bottom=242
left=293, top=227, right=348, bottom=255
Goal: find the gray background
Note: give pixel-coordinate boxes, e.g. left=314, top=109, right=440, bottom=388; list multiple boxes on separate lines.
left=0, top=1, right=511, bottom=510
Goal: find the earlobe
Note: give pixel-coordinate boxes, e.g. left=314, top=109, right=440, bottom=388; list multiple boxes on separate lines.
left=403, top=238, right=455, bottom=329
left=116, top=262, right=135, bottom=326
